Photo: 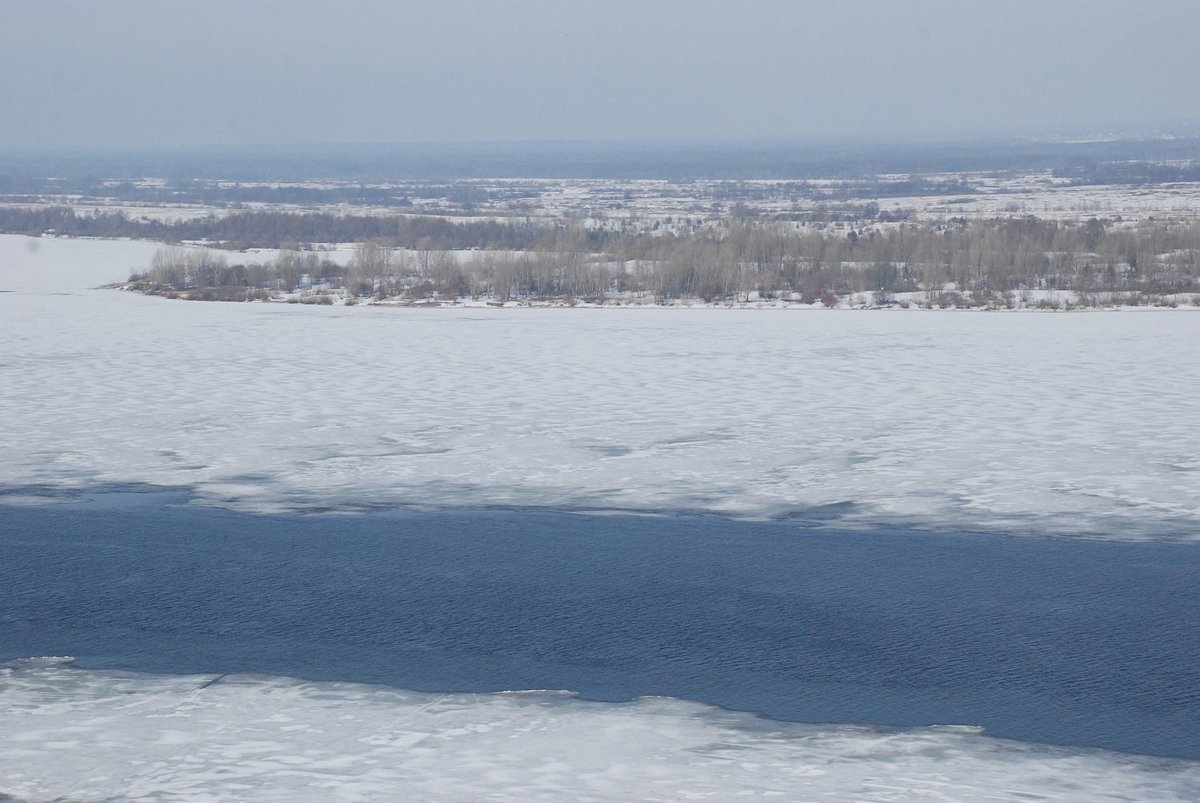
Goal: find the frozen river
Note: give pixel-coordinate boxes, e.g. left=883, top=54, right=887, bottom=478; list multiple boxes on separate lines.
left=3, top=496, right=1200, bottom=801
left=2, top=235, right=1199, bottom=539
left=2, top=235, right=1199, bottom=800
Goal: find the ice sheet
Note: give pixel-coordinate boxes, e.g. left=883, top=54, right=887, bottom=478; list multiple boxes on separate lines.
left=1, top=658, right=1196, bottom=803
left=2, top=234, right=1199, bottom=538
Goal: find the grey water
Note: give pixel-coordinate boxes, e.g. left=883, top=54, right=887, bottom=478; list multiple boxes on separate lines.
left=1, top=491, right=1197, bottom=760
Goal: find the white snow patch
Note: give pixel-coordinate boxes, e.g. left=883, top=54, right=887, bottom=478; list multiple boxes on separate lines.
left=0, top=660, right=1195, bottom=803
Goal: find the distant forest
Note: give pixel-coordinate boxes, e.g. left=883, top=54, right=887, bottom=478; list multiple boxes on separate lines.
left=4, top=135, right=1200, bottom=182
left=120, top=215, right=1200, bottom=306
left=0, top=206, right=555, bottom=251
left=0, top=175, right=973, bottom=213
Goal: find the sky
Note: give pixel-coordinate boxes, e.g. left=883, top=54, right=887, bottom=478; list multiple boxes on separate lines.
left=3, top=0, right=1198, bottom=150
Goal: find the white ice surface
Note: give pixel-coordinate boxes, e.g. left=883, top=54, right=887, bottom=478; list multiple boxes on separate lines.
left=1, top=659, right=1196, bottom=803
left=3, top=235, right=1200, bottom=538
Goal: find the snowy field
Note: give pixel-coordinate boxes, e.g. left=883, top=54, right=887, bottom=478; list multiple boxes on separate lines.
left=2, top=234, right=1199, bottom=538
left=9, top=171, right=1200, bottom=227
left=874, top=172, right=1200, bottom=222
left=3, top=658, right=1198, bottom=803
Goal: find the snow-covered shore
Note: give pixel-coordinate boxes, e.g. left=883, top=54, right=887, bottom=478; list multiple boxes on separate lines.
left=2, top=659, right=1197, bottom=803
left=130, top=285, right=1200, bottom=311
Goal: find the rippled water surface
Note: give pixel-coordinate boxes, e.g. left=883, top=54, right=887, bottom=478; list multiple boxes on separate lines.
left=2, top=492, right=1197, bottom=760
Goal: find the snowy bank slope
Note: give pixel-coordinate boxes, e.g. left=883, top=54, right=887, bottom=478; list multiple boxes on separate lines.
left=2, top=659, right=1197, bottom=803
left=2, top=235, right=1199, bottom=538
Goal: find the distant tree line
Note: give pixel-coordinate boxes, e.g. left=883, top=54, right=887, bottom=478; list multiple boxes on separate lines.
left=5, top=135, right=1199, bottom=183
left=0, top=179, right=542, bottom=210
left=0, top=207, right=578, bottom=251
left=1054, top=161, right=1200, bottom=185
left=0, top=174, right=969, bottom=213
left=125, top=216, right=1200, bottom=305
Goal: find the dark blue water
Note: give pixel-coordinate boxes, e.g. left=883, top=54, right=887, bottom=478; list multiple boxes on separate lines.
left=2, top=492, right=1198, bottom=759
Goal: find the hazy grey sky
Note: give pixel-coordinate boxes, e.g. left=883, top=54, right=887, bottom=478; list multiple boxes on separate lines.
left=3, top=0, right=1198, bottom=149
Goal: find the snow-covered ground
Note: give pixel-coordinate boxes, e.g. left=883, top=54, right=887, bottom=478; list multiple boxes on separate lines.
left=2, top=658, right=1196, bottom=803
left=874, top=171, right=1200, bottom=222
left=9, top=170, right=1200, bottom=231
left=2, top=234, right=1199, bottom=538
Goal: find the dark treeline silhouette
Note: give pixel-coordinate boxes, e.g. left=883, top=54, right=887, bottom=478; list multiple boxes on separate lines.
left=0, top=175, right=967, bottom=212
left=5, top=135, right=1200, bottom=182
left=0, top=207, right=583, bottom=251
left=1054, top=161, right=1200, bottom=185
left=0, top=179, right=541, bottom=210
